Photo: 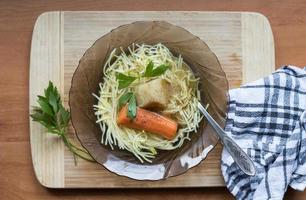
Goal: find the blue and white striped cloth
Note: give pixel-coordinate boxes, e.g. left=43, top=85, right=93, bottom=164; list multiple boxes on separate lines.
left=221, top=66, right=306, bottom=200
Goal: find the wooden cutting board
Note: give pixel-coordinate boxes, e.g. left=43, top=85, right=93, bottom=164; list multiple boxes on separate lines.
left=29, top=11, right=275, bottom=188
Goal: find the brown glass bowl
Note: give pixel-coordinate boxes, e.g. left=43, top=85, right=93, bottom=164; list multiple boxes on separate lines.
left=69, top=21, right=228, bottom=180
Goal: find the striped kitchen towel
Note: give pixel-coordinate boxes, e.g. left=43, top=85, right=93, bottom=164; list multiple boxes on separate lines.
left=221, top=66, right=306, bottom=200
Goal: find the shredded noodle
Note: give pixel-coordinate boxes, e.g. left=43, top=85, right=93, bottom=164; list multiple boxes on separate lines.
left=93, top=43, right=202, bottom=163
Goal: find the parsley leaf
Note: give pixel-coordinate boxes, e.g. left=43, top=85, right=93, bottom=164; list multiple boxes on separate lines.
left=118, top=92, right=133, bottom=109
left=149, top=64, right=169, bottom=77
left=142, top=61, right=169, bottom=77
left=143, top=61, right=154, bottom=77
left=118, top=92, right=137, bottom=119
left=37, top=98, right=53, bottom=116
left=116, top=73, right=137, bottom=89
left=127, top=94, right=137, bottom=119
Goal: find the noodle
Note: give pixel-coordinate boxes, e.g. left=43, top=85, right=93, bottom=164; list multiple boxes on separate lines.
left=94, top=43, right=202, bottom=163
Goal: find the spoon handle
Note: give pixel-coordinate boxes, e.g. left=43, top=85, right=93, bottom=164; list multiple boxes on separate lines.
left=197, top=102, right=256, bottom=176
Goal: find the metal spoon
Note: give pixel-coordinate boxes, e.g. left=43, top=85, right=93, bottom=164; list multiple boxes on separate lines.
left=198, top=102, right=256, bottom=176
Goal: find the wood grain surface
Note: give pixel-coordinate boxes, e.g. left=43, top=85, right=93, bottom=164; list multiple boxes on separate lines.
left=1, top=0, right=306, bottom=199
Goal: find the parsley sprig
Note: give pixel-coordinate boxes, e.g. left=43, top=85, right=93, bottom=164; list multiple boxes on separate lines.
left=116, top=73, right=137, bottom=90
left=118, top=92, right=137, bottom=119
left=116, top=61, right=169, bottom=89
left=30, top=81, right=94, bottom=163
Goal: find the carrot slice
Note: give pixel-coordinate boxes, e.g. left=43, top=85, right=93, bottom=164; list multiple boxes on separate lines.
left=117, top=105, right=178, bottom=140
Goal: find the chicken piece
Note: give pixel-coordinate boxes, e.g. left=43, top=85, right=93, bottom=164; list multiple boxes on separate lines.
left=134, top=78, right=170, bottom=110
